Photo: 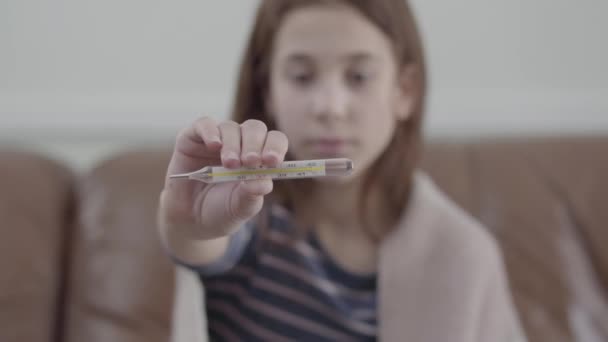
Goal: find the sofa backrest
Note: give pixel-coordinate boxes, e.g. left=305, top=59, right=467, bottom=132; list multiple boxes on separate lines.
left=422, top=137, right=608, bottom=341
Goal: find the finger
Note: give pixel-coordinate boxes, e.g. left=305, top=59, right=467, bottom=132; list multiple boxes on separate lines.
left=172, top=117, right=221, bottom=161
left=218, top=121, right=242, bottom=168
left=166, top=117, right=223, bottom=179
left=230, top=179, right=273, bottom=221
left=192, top=116, right=222, bottom=151
left=240, top=119, right=268, bottom=167
left=262, top=130, right=289, bottom=167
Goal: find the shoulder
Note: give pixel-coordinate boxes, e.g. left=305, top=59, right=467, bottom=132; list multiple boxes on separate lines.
left=379, top=173, right=526, bottom=342
left=425, top=172, right=502, bottom=268
left=384, top=172, right=505, bottom=278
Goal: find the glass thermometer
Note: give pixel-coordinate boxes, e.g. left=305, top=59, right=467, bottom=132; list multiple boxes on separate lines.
left=169, top=158, right=353, bottom=183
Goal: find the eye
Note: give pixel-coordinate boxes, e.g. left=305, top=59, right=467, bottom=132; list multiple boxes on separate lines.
left=284, top=63, right=315, bottom=87
left=346, top=69, right=371, bottom=88
left=289, top=71, right=314, bottom=86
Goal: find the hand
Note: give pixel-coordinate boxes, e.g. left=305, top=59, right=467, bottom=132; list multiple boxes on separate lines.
left=159, top=116, right=288, bottom=240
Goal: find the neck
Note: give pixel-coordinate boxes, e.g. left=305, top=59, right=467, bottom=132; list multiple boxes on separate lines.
left=289, top=177, right=362, bottom=232
left=306, top=177, right=383, bottom=275
left=307, top=177, right=395, bottom=239
left=312, top=179, right=363, bottom=229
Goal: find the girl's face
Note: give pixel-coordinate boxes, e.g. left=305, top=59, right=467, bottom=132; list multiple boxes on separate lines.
left=268, top=3, right=414, bottom=181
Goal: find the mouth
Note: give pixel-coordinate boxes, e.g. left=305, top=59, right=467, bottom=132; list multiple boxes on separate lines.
left=306, top=137, right=355, bottom=156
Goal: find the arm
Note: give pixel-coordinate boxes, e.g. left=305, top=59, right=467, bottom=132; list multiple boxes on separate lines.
left=157, top=117, right=288, bottom=269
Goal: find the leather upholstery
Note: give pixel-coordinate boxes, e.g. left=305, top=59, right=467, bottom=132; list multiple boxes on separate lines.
left=1, top=137, right=606, bottom=342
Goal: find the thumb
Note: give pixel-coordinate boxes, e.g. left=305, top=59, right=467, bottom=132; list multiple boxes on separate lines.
left=229, top=179, right=274, bottom=221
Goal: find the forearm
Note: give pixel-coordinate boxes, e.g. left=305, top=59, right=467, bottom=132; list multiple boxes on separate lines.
left=157, top=188, right=241, bottom=267
left=159, top=220, right=231, bottom=267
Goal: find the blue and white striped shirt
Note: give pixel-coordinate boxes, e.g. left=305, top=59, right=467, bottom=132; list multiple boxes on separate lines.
left=181, top=205, right=377, bottom=341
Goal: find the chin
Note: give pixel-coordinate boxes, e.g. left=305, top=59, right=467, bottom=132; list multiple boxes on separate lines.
left=298, top=141, right=356, bottom=161
left=314, top=167, right=363, bottom=186
left=292, top=147, right=368, bottom=182
left=304, top=152, right=349, bottom=160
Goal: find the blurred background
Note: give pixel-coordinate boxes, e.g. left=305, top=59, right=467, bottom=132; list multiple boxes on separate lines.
left=2, top=2, right=608, bottom=342
left=2, top=0, right=607, bottom=169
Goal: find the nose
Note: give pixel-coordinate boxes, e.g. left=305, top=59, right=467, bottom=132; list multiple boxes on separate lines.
left=310, top=79, right=349, bottom=121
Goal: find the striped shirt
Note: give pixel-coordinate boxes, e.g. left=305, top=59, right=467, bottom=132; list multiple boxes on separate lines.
left=179, top=205, right=377, bottom=341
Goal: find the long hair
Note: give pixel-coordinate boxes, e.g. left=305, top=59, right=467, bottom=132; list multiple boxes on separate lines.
left=231, top=0, right=427, bottom=242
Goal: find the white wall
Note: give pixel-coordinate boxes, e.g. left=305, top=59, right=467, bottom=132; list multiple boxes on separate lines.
left=417, top=1, right=608, bottom=134
left=1, top=0, right=257, bottom=138
left=2, top=0, right=608, bottom=168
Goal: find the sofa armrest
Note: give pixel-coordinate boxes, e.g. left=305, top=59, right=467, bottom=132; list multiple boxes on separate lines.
left=64, top=148, right=175, bottom=342
left=0, top=149, right=75, bottom=342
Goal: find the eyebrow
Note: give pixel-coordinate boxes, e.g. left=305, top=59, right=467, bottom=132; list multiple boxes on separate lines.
left=284, top=52, right=377, bottom=64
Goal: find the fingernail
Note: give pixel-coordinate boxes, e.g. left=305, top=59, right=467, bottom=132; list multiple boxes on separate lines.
left=263, top=152, right=280, bottom=164
left=222, top=151, right=239, bottom=162
left=208, top=138, right=222, bottom=149
left=244, top=152, right=259, bottom=161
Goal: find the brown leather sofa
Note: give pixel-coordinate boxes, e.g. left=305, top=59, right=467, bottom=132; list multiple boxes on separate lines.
left=1, top=136, right=607, bottom=342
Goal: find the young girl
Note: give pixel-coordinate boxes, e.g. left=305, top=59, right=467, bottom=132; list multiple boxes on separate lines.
left=159, top=0, right=526, bottom=341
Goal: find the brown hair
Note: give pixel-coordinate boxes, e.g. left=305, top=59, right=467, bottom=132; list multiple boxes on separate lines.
left=231, top=0, right=427, bottom=242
